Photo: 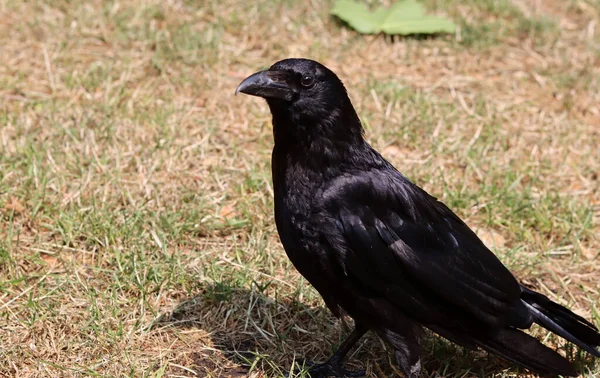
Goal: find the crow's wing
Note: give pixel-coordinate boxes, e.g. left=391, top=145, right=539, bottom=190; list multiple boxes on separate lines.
left=321, top=169, right=523, bottom=327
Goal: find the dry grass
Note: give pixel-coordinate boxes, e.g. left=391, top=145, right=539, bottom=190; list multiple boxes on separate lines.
left=0, top=0, right=599, bottom=377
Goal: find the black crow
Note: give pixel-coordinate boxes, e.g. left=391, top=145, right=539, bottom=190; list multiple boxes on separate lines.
left=235, top=58, right=600, bottom=377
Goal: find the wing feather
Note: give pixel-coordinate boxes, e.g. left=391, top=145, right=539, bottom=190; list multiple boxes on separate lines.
left=324, top=170, right=521, bottom=327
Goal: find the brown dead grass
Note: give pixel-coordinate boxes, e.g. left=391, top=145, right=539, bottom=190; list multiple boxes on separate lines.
left=0, top=0, right=599, bottom=377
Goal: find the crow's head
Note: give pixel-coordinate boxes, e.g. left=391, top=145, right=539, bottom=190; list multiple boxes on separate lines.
left=236, top=58, right=351, bottom=123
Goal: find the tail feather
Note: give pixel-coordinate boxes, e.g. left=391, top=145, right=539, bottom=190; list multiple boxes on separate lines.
left=477, top=327, right=577, bottom=377
left=522, top=286, right=600, bottom=357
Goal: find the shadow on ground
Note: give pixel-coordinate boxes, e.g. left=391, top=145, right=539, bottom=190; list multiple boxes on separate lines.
left=151, top=281, right=596, bottom=377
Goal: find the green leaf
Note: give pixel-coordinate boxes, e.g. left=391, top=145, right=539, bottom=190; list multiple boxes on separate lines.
left=331, top=0, right=456, bottom=35
left=330, top=0, right=382, bottom=34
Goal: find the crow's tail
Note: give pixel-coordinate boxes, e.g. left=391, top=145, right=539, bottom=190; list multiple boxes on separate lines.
left=476, top=327, right=577, bottom=376
left=429, top=286, right=599, bottom=376
left=521, top=285, right=600, bottom=357
left=430, top=323, right=577, bottom=376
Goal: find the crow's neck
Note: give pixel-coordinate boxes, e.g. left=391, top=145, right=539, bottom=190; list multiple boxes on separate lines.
left=270, top=102, right=367, bottom=175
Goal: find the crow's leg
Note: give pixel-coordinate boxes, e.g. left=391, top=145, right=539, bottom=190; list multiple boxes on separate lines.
left=377, top=324, right=422, bottom=378
left=305, top=324, right=368, bottom=378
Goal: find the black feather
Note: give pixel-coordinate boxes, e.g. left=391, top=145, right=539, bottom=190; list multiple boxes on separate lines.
left=476, top=327, right=577, bottom=376
left=522, top=286, right=600, bottom=356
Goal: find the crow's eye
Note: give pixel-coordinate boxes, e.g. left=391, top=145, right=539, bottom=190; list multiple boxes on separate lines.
left=300, top=75, right=314, bottom=88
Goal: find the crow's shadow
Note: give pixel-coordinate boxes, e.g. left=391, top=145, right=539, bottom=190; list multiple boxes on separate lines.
left=151, top=280, right=596, bottom=377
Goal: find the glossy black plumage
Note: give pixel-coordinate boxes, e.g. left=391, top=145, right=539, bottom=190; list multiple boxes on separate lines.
left=236, top=58, right=600, bottom=377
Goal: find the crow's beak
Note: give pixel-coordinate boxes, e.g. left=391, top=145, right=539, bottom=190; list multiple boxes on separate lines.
left=235, top=70, right=295, bottom=101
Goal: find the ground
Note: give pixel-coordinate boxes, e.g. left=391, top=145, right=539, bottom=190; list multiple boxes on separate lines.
left=0, top=0, right=599, bottom=377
